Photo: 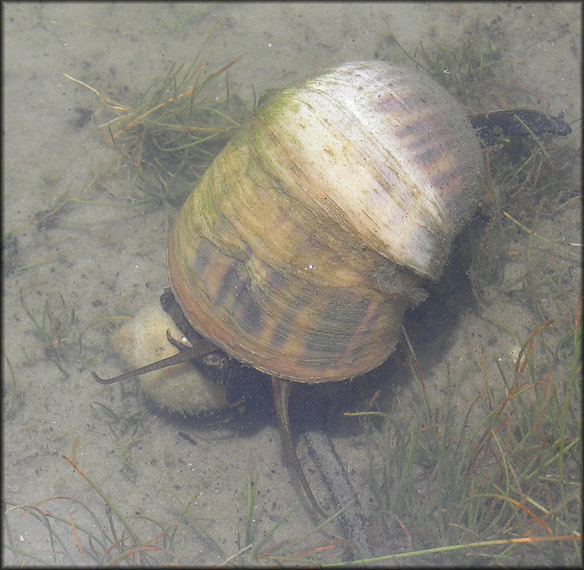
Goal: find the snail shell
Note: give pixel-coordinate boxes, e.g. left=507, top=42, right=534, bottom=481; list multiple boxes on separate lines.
left=168, top=61, right=486, bottom=383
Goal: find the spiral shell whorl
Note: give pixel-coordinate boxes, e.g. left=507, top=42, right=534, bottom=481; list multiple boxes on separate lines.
left=265, top=61, right=485, bottom=279
left=168, top=61, right=485, bottom=382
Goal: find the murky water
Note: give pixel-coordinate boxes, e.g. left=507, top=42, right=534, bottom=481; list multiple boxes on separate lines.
left=3, top=3, right=581, bottom=566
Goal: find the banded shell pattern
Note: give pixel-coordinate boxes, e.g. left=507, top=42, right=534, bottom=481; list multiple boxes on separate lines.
left=167, top=61, right=486, bottom=383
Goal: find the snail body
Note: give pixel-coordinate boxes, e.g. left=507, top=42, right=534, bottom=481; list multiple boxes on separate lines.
left=168, top=61, right=485, bottom=383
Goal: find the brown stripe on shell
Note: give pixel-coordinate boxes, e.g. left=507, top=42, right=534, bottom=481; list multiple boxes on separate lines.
left=399, top=113, right=451, bottom=154
left=302, top=295, right=386, bottom=372
left=399, top=111, right=472, bottom=199
left=429, top=167, right=464, bottom=194
left=232, top=288, right=264, bottom=335
left=192, top=237, right=214, bottom=277
left=192, top=239, right=267, bottom=336
left=338, top=296, right=384, bottom=366
left=371, top=92, right=406, bottom=115
left=191, top=238, right=243, bottom=309
left=303, top=296, right=371, bottom=357
left=214, top=262, right=242, bottom=308
left=268, top=274, right=310, bottom=350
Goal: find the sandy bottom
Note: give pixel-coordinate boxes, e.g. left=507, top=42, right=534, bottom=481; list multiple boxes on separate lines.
left=3, top=3, right=581, bottom=566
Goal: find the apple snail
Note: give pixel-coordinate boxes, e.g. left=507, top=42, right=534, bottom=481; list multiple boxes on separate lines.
left=93, top=61, right=571, bottom=517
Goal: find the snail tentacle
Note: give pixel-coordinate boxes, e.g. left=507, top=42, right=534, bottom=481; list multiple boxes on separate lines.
left=272, top=377, right=328, bottom=519
left=91, top=336, right=217, bottom=385
left=165, top=329, right=193, bottom=351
